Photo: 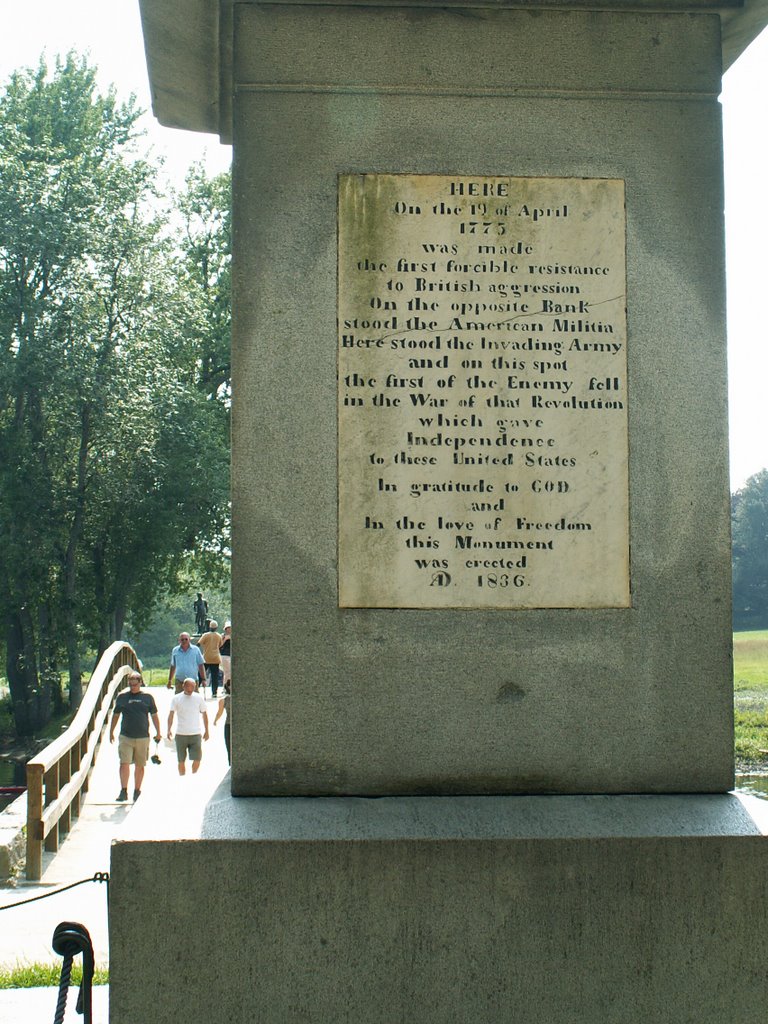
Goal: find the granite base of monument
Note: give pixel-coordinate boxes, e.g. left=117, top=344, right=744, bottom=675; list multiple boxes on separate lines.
left=109, top=788, right=768, bottom=1024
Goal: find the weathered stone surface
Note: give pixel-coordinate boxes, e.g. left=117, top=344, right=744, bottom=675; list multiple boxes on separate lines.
left=230, top=5, right=732, bottom=794
left=138, top=0, right=762, bottom=133
left=109, top=791, right=768, bottom=1024
left=0, top=793, right=27, bottom=883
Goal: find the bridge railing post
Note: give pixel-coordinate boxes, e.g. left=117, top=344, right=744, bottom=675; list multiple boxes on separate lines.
left=25, top=762, right=45, bottom=881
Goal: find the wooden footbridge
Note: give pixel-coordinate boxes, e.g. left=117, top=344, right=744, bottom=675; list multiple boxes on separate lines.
left=0, top=642, right=230, bottom=967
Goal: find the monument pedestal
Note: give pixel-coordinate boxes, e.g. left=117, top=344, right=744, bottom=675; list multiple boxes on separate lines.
left=118, top=2, right=768, bottom=1020
left=111, top=790, right=768, bottom=1023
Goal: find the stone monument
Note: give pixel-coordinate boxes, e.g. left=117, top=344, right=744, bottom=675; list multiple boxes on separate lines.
left=110, top=2, right=768, bottom=1020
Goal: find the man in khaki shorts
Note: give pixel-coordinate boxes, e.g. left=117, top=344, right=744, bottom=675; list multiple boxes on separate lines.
left=198, top=620, right=223, bottom=698
left=109, top=671, right=162, bottom=802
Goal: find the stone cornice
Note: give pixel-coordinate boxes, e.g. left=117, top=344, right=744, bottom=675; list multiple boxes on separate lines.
left=138, top=0, right=763, bottom=141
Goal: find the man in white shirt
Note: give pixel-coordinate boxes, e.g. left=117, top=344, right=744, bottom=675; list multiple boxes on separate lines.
left=167, top=677, right=210, bottom=775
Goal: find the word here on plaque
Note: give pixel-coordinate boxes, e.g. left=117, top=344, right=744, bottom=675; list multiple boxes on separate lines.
left=338, top=174, right=629, bottom=609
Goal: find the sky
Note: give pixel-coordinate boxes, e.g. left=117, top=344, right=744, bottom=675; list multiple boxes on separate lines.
left=0, top=0, right=765, bottom=491
left=0, top=0, right=232, bottom=182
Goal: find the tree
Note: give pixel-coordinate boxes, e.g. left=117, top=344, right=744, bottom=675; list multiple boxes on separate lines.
left=0, top=55, right=230, bottom=735
left=732, top=470, right=768, bottom=630
left=175, top=164, right=232, bottom=400
left=0, top=54, right=146, bottom=727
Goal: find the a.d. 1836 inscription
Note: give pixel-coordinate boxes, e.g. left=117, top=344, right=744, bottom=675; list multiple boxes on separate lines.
left=338, top=174, right=629, bottom=609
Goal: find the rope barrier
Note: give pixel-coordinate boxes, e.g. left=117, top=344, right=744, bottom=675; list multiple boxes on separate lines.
left=0, top=871, right=109, bottom=911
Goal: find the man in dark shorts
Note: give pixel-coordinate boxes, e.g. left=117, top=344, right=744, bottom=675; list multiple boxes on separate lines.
left=109, top=671, right=162, bottom=802
left=167, top=676, right=209, bottom=775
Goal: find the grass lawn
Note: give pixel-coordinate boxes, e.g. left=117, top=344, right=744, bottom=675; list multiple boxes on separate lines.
left=138, top=667, right=168, bottom=686
left=0, top=962, right=108, bottom=988
left=733, top=630, right=768, bottom=769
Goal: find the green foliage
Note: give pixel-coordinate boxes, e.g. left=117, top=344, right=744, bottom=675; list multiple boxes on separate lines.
left=728, top=484, right=768, bottom=766
left=175, top=164, right=232, bottom=400
left=0, top=694, right=13, bottom=737
left=732, top=471, right=768, bottom=630
left=0, top=54, right=231, bottom=737
left=127, top=580, right=231, bottom=664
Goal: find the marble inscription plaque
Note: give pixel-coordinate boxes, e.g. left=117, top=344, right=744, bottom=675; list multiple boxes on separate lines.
left=338, top=174, right=629, bottom=609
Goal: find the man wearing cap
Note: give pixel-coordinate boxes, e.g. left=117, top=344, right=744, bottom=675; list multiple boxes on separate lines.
left=198, top=620, right=223, bottom=699
left=109, top=671, right=162, bottom=802
left=167, top=632, right=206, bottom=694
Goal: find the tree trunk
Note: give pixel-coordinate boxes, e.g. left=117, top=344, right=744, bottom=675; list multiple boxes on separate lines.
left=38, top=602, right=63, bottom=715
left=64, top=404, right=91, bottom=708
left=5, top=606, right=48, bottom=736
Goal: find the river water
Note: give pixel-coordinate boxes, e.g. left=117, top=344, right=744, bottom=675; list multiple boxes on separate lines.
left=735, top=776, right=768, bottom=800
left=0, top=759, right=26, bottom=811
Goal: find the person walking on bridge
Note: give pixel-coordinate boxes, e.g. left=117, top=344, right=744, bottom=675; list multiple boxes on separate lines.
left=198, top=620, right=223, bottom=698
left=167, top=677, right=210, bottom=775
left=167, top=632, right=206, bottom=694
left=219, top=622, right=232, bottom=687
left=109, top=671, right=162, bottom=802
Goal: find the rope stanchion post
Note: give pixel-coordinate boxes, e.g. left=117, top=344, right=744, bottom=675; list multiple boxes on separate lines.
left=51, top=922, right=95, bottom=1024
left=1, top=874, right=110, bottom=1017
left=52, top=948, right=73, bottom=1024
